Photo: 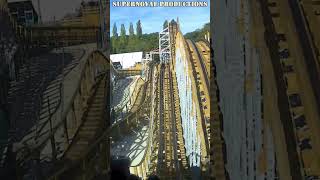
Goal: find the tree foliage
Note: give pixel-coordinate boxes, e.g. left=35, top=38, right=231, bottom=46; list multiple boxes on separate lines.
left=111, top=20, right=158, bottom=54
left=119, top=24, right=127, bottom=48
left=112, top=23, right=118, bottom=38
left=136, top=20, right=142, bottom=38
left=120, top=24, right=126, bottom=37
left=184, top=22, right=210, bottom=42
left=129, top=22, right=134, bottom=36
left=111, top=33, right=159, bottom=54
left=163, top=20, right=168, bottom=30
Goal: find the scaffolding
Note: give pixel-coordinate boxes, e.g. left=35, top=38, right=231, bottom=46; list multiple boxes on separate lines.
left=159, top=23, right=171, bottom=64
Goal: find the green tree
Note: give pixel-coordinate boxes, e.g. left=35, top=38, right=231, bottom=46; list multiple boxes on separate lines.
left=127, top=36, right=137, bottom=52
left=111, top=36, right=120, bottom=53
left=184, top=22, right=210, bottom=42
left=129, top=22, right=134, bottom=36
left=127, top=22, right=136, bottom=52
left=112, top=23, right=118, bottom=38
left=110, top=23, right=158, bottom=54
left=120, top=24, right=126, bottom=37
left=163, top=20, right=168, bottom=29
left=136, top=20, right=142, bottom=38
left=119, top=24, right=127, bottom=52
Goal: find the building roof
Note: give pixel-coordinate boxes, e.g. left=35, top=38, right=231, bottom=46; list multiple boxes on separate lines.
left=110, top=52, right=143, bottom=69
left=81, top=0, right=99, bottom=8
left=8, top=0, right=31, bottom=2
left=112, top=62, right=122, bottom=69
left=8, top=0, right=35, bottom=7
left=7, top=0, right=38, bottom=15
left=112, top=62, right=121, bottom=66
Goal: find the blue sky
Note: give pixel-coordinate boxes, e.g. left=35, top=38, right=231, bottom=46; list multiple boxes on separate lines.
left=110, top=0, right=210, bottom=36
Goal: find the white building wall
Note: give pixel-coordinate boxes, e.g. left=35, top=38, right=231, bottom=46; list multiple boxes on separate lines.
left=110, top=52, right=143, bottom=69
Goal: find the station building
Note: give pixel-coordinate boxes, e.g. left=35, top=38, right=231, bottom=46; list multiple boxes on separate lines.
left=110, top=52, right=143, bottom=69
left=7, top=0, right=38, bottom=26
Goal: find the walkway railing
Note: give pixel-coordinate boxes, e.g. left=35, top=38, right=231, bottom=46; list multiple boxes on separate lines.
left=48, top=74, right=109, bottom=180
left=129, top=65, right=158, bottom=179
left=16, top=50, right=109, bottom=169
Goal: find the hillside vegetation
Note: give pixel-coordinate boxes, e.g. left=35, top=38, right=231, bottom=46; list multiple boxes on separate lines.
left=184, top=22, right=210, bottom=42
left=110, top=21, right=209, bottom=54
left=111, top=20, right=158, bottom=54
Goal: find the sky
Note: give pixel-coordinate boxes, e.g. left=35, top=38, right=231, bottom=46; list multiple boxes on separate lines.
left=8, top=0, right=84, bottom=22
left=110, top=0, right=210, bottom=35
left=8, top=0, right=209, bottom=34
